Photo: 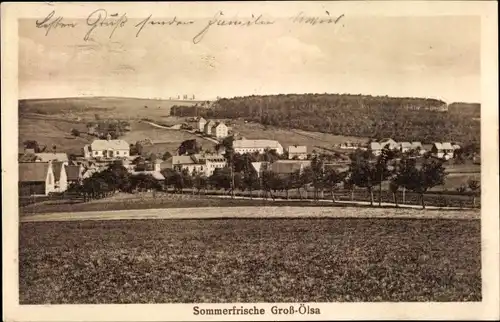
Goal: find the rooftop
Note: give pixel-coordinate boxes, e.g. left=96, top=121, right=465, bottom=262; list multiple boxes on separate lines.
left=233, top=139, right=283, bottom=149
left=35, top=153, right=68, bottom=162
left=91, top=139, right=129, bottom=151
left=19, top=162, right=52, bottom=182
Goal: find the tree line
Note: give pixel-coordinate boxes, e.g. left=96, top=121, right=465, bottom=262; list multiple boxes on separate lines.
left=170, top=94, right=480, bottom=144
left=68, top=146, right=480, bottom=209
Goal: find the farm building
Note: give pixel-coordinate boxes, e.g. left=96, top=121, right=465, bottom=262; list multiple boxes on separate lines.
left=270, top=160, right=311, bottom=177
left=84, top=139, right=130, bottom=159
left=233, top=139, right=284, bottom=155
left=65, top=164, right=84, bottom=185
left=431, top=142, right=455, bottom=160
left=287, top=145, right=308, bottom=160
left=19, top=162, right=56, bottom=196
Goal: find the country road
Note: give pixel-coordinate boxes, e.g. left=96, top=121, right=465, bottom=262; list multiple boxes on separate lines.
left=142, top=120, right=220, bottom=144
left=21, top=203, right=479, bottom=223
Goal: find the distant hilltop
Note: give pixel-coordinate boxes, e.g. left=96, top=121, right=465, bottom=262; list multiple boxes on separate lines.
left=18, top=96, right=211, bottom=116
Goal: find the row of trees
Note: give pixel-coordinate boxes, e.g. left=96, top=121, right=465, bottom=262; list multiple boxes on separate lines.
left=68, top=147, right=480, bottom=209
left=170, top=94, right=480, bottom=144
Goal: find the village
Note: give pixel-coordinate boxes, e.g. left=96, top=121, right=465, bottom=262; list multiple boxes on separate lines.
left=18, top=115, right=479, bottom=209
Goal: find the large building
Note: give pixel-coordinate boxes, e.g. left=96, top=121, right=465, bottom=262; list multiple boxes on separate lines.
left=161, top=153, right=227, bottom=177
left=83, top=139, right=130, bottom=159
left=233, top=139, right=284, bottom=155
left=210, top=122, right=229, bottom=139
left=19, top=162, right=56, bottom=196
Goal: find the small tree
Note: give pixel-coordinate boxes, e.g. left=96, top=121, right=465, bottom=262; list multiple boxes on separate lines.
left=71, top=128, right=81, bottom=137
left=467, top=179, right=480, bottom=207
left=323, top=167, right=344, bottom=203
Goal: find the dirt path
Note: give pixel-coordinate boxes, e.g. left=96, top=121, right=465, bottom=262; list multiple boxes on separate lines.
left=142, top=120, right=219, bottom=144
left=21, top=205, right=479, bottom=223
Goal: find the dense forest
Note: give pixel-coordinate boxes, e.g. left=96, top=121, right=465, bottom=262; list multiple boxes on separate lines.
left=170, top=94, right=480, bottom=144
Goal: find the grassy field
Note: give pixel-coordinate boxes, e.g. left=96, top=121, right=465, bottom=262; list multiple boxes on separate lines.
left=121, top=121, right=215, bottom=149
left=18, top=115, right=91, bottom=155
left=230, top=119, right=368, bottom=151
left=19, top=217, right=481, bottom=304
left=19, top=97, right=203, bottom=121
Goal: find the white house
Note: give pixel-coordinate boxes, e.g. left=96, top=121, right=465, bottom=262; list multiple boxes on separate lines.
left=210, top=122, right=228, bottom=139
left=198, top=117, right=207, bottom=132
left=233, top=139, right=284, bottom=155
left=287, top=145, right=307, bottom=160
left=410, top=142, right=426, bottom=154
left=84, top=139, right=130, bottom=159
left=431, top=142, right=455, bottom=160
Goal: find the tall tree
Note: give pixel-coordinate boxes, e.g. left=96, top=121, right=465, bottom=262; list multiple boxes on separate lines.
left=397, top=157, right=447, bottom=209
left=323, top=168, right=344, bottom=202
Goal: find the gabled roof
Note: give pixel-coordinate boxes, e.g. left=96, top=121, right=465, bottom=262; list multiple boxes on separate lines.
left=171, top=155, right=196, bottom=165
left=379, top=138, right=396, bottom=144
left=19, top=162, right=52, bottom=182
left=65, top=165, right=82, bottom=181
left=233, top=139, right=283, bottom=150
left=251, top=161, right=270, bottom=173
left=399, top=142, right=412, bottom=149
left=35, top=153, right=68, bottom=162
left=441, top=142, right=454, bottom=150
left=91, top=140, right=129, bottom=151
left=370, top=142, right=382, bottom=150
left=411, top=142, right=423, bottom=148
left=198, top=117, right=206, bottom=122
left=287, top=145, right=307, bottom=154
left=433, top=142, right=443, bottom=150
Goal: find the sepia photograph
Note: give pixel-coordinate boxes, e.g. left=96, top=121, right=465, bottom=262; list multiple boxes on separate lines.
left=2, top=1, right=499, bottom=321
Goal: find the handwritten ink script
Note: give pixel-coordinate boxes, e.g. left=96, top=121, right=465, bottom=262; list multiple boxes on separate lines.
left=34, top=9, right=345, bottom=43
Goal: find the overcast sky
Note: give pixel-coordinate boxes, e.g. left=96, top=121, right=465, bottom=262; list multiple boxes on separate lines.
left=19, top=14, right=480, bottom=102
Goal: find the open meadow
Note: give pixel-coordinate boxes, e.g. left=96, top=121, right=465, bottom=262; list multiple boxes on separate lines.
left=229, top=119, right=368, bottom=151
left=19, top=217, right=481, bottom=304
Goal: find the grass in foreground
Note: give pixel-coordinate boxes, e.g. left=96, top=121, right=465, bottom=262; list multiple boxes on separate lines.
left=19, top=218, right=481, bottom=303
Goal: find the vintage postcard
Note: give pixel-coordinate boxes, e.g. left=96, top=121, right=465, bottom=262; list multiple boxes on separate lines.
left=2, top=1, right=499, bottom=321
